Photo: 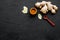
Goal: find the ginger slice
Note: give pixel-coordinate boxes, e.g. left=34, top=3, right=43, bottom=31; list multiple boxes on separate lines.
left=22, top=6, right=28, bottom=14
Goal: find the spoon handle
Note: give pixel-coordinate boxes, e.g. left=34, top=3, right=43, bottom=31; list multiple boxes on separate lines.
left=46, top=18, right=55, bottom=27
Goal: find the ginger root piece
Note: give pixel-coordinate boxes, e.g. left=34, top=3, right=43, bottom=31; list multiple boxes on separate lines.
left=46, top=2, right=53, bottom=10
left=40, top=5, right=48, bottom=14
left=47, top=3, right=58, bottom=14
left=35, top=2, right=41, bottom=8
left=46, top=2, right=58, bottom=14
left=39, top=1, right=47, bottom=8
left=40, top=1, right=47, bottom=6
left=51, top=8, right=56, bottom=13
left=53, top=5, right=58, bottom=10
left=35, top=1, right=47, bottom=8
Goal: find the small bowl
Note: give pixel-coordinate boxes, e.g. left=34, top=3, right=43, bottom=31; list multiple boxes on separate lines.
left=30, top=7, right=37, bottom=15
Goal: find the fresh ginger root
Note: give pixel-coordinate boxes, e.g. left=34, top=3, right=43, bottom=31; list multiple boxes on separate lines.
left=35, top=1, right=58, bottom=14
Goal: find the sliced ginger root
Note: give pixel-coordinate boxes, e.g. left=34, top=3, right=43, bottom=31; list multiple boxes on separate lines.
left=22, top=6, right=28, bottom=14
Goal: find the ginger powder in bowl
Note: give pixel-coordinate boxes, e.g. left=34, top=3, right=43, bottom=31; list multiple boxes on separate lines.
left=30, top=7, right=37, bottom=15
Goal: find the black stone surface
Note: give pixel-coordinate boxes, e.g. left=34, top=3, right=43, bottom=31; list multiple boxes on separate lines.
left=0, top=0, right=60, bottom=40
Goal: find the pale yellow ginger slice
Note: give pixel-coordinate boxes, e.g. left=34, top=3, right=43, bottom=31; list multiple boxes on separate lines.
left=38, top=14, right=42, bottom=20
left=22, top=6, right=28, bottom=14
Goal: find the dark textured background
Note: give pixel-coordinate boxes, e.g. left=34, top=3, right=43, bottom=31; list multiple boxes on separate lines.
left=0, top=0, right=60, bottom=40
